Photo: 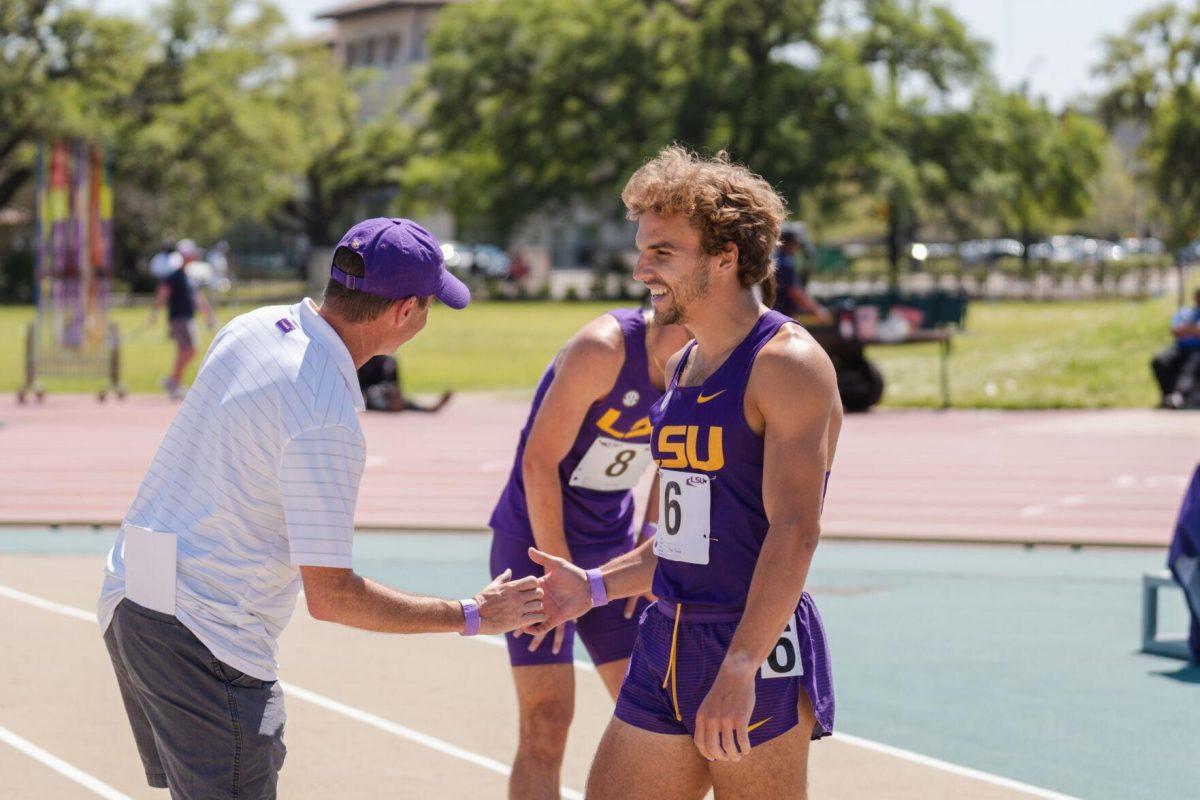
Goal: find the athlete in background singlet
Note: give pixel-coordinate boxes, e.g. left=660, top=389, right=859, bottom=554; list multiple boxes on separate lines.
left=489, top=308, right=690, bottom=799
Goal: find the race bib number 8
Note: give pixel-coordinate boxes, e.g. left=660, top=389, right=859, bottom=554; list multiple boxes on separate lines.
left=761, top=614, right=804, bottom=679
left=652, top=469, right=710, bottom=565
left=568, top=438, right=653, bottom=492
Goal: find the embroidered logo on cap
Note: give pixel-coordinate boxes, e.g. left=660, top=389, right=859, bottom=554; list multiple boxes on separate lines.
left=276, top=318, right=295, bottom=333
left=350, top=237, right=362, bottom=250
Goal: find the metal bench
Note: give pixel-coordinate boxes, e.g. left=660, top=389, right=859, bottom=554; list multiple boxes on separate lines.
left=1141, top=570, right=1192, bottom=659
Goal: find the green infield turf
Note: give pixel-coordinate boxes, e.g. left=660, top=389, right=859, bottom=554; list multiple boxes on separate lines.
left=0, top=294, right=1185, bottom=408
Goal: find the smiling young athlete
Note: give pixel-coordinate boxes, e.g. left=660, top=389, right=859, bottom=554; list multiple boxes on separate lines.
left=488, top=307, right=690, bottom=799
left=528, top=147, right=841, bottom=800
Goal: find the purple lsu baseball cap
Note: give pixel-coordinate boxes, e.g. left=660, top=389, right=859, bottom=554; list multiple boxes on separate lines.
left=331, top=217, right=470, bottom=309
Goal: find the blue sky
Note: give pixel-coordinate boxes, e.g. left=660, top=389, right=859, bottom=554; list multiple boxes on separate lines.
left=96, top=0, right=1159, bottom=109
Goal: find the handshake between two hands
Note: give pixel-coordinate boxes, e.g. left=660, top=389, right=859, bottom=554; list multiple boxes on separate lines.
left=467, top=548, right=593, bottom=637
left=470, top=549, right=759, bottom=764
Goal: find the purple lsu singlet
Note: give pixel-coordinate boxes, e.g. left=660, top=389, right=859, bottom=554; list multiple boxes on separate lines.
left=649, top=309, right=807, bottom=607
left=489, top=308, right=661, bottom=547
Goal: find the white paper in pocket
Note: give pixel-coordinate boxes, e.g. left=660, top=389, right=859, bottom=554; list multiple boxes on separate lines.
left=124, top=525, right=177, bottom=615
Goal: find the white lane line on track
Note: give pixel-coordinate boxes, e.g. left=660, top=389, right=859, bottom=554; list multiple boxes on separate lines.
left=0, top=584, right=96, bottom=623
left=1, top=582, right=1079, bottom=800
left=0, top=723, right=132, bottom=800
left=832, top=733, right=1080, bottom=800
left=1019, top=494, right=1089, bottom=518
left=0, top=584, right=583, bottom=800
left=280, top=683, right=583, bottom=800
left=473, top=636, right=1080, bottom=799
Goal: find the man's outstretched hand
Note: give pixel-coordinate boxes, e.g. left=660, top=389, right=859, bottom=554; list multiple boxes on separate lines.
left=524, top=548, right=592, bottom=635
left=475, top=569, right=545, bottom=635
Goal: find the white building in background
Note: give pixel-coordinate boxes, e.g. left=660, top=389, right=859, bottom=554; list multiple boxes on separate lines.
left=316, top=1, right=454, bottom=119
left=315, top=0, right=456, bottom=244
left=315, top=0, right=636, bottom=286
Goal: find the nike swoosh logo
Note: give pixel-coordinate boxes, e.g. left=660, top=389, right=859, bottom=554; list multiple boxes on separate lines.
left=696, top=390, right=726, bottom=404
left=747, top=717, right=773, bottom=733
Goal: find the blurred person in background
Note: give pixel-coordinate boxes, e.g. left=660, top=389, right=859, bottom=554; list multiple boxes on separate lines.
left=148, top=239, right=181, bottom=280
left=773, top=231, right=830, bottom=323
left=1151, top=287, right=1200, bottom=409
left=151, top=239, right=217, bottom=399
left=207, top=241, right=233, bottom=293
left=357, top=353, right=452, bottom=413
left=508, top=249, right=531, bottom=292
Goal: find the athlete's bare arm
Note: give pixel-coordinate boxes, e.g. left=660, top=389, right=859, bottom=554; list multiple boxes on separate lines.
left=1172, top=319, right=1200, bottom=338
left=639, top=469, right=662, bottom=539
left=527, top=347, right=687, bottom=632
left=150, top=282, right=169, bottom=321
left=691, top=325, right=841, bottom=763
left=299, top=565, right=544, bottom=635
left=522, top=315, right=625, bottom=563
left=195, top=290, right=218, bottom=328
left=789, top=286, right=830, bottom=322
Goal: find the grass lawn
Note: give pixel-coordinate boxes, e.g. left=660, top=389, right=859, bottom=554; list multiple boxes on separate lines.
left=873, top=297, right=1171, bottom=408
left=0, top=295, right=1180, bottom=408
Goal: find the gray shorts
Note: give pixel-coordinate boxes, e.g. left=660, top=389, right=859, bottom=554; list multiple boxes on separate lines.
left=103, top=599, right=286, bottom=798
left=169, top=318, right=196, bottom=350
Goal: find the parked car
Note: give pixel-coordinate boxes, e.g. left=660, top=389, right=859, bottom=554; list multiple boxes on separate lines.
left=440, top=241, right=473, bottom=273
left=1028, top=235, right=1124, bottom=264
left=958, top=239, right=1024, bottom=263
left=440, top=242, right=511, bottom=278
left=917, top=243, right=957, bottom=259
left=471, top=244, right=511, bottom=278
left=1121, top=237, right=1165, bottom=256
left=1178, top=240, right=1200, bottom=264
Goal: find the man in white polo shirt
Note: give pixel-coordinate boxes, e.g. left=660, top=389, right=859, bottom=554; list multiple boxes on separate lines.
left=98, top=218, right=544, bottom=799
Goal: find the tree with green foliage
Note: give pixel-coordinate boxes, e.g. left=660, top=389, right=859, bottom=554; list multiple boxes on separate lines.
left=1, top=0, right=420, bottom=286
left=416, top=0, right=873, bottom=241
left=415, top=0, right=688, bottom=240
left=0, top=0, right=148, bottom=209
left=1095, top=2, right=1200, bottom=251
left=844, top=0, right=991, bottom=281
left=660, top=0, right=872, bottom=220
left=975, top=90, right=1105, bottom=272
left=109, top=0, right=307, bottom=264
left=271, top=43, right=415, bottom=247
left=1079, top=139, right=1143, bottom=241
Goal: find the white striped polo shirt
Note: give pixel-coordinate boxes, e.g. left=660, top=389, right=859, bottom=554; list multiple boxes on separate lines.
left=98, top=298, right=368, bottom=680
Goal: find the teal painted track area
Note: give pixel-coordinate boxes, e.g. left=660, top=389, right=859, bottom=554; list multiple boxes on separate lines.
left=3, top=529, right=1195, bottom=800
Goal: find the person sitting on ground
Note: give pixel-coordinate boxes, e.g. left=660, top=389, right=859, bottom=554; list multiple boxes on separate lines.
left=773, top=230, right=831, bottom=323
left=357, top=353, right=452, bottom=413
left=1151, top=287, right=1200, bottom=409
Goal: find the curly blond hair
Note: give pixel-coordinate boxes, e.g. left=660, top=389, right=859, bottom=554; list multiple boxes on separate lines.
left=622, top=146, right=786, bottom=297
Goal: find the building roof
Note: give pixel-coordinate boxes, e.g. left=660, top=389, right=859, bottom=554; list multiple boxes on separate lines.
left=300, top=27, right=338, bottom=48
left=315, top=0, right=458, bottom=21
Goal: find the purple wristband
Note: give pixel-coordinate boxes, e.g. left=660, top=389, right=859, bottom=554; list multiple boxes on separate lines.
left=640, top=521, right=658, bottom=541
left=585, top=568, right=608, bottom=608
left=459, top=598, right=480, bottom=636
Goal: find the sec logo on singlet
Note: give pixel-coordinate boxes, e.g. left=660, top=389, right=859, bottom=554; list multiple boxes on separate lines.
left=622, top=390, right=640, bottom=407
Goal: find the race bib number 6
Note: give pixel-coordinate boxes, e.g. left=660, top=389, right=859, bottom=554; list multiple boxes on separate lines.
left=652, top=469, right=710, bottom=565
left=761, top=614, right=805, bottom=679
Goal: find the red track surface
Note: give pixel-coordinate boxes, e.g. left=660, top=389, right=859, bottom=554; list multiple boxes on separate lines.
left=1, top=394, right=1194, bottom=546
